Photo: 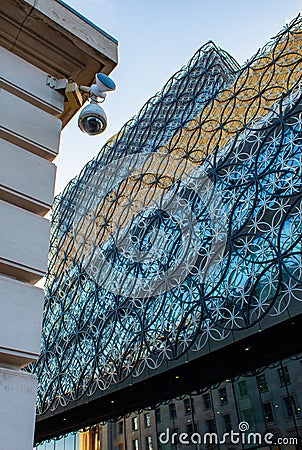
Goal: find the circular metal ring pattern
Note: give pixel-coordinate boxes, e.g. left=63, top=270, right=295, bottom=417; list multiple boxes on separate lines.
left=29, top=17, right=302, bottom=415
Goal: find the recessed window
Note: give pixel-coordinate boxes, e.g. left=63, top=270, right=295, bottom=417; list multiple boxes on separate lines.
left=118, top=420, right=123, bottom=434
left=146, top=435, right=153, bottom=450
left=263, top=402, right=274, bottom=423
left=184, top=398, right=195, bottom=415
left=144, top=413, right=151, bottom=428
left=206, top=418, right=217, bottom=434
left=277, top=366, right=291, bottom=386
left=132, top=417, right=138, bottom=431
left=132, top=439, right=139, bottom=450
left=256, top=374, right=268, bottom=393
left=171, top=428, right=179, bottom=447
left=222, top=414, right=232, bottom=432
left=202, top=392, right=212, bottom=409
left=283, top=395, right=299, bottom=418
left=241, top=408, right=255, bottom=427
left=219, top=387, right=228, bottom=405
left=169, top=403, right=177, bottom=419
left=186, top=422, right=198, bottom=434
left=238, top=380, right=248, bottom=397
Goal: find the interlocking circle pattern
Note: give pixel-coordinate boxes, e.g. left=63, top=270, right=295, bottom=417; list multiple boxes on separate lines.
left=28, top=17, right=302, bottom=415
left=73, top=152, right=227, bottom=298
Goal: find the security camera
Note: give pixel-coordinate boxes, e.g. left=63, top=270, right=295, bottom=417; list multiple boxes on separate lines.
left=77, top=73, right=115, bottom=135
left=90, top=73, right=116, bottom=100
left=78, top=103, right=107, bottom=135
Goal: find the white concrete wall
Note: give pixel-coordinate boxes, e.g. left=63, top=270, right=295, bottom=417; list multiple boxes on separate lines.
left=0, top=368, right=37, bottom=450
left=0, top=44, right=64, bottom=449
left=0, top=2, right=118, bottom=447
left=0, top=275, right=44, bottom=367
left=0, top=200, right=50, bottom=283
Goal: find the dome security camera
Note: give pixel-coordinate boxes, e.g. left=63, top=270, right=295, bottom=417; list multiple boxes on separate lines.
left=77, top=73, right=115, bottom=135
left=78, top=103, right=107, bottom=136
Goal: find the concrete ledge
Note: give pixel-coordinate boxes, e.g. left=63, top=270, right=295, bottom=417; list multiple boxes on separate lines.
left=0, top=275, right=44, bottom=367
left=0, top=200, right=50, bottom=283
left=0, top=139, right=56, bottom=215
left=0, top=367, right=37, bottom=450
left=0, top=89, right=62, bottom=160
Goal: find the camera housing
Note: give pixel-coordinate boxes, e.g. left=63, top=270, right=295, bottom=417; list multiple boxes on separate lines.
left=47, top=73, right=116, bottom=135
left=78, top=103, right=107, bottom=136
left=90, top=73, right=116, bottom=100
left=78, top=73, right=115, bottom=135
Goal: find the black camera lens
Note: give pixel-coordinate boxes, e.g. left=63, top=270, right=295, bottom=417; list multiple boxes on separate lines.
left=82, top=115, right=106, bottom=135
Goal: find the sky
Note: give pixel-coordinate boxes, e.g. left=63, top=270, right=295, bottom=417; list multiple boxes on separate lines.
left=55, top=0, right=302, bottom=194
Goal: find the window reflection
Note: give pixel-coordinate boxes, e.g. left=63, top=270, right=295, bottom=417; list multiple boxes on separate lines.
left=35, top=354, right=302, bottom=450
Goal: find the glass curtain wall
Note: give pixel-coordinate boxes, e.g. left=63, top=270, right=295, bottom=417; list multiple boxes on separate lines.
left=34, top=353, right=302, bottom=450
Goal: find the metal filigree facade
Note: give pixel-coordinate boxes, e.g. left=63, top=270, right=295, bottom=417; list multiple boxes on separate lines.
left=30, top=17, right=302, bottom=416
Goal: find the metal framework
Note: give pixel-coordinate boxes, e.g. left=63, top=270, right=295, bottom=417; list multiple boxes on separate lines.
left=30, top=17, right=302, bottom=417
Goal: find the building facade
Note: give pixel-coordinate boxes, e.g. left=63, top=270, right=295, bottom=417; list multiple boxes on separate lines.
left=32, top=13, right=301, bottom=450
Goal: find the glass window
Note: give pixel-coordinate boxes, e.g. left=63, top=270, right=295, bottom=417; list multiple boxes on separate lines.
left=132, top=439, right=139, bottom=450
left=202, top=392, right=212, bottom=409
left=53, top=438, right=64, bottom=450
left=238, top=380, right=248, bottom=397
left=241, top=408, right=255, bottom=427
left=184, top=398, right=195, bottom=415
left=171, top=428, right=179, bottom=447
left=283, top=395, right=299, bottom=418
left=187, top=423, right=193, bottom=434
left=278, top=366, right=291, bottom=386
left=63, top=434, right=75, bottom=450
left=222, top=414, right=232, bottom=433
left=155, top=408, right=161, bottom=423
left=169, top=403, right=177, bottom=419
left=256, top=374, right=268, bottom=393
left=219, top=387, right=228, bottom=405
left=118, top=421, right=123, bottom=434
left=263, top=402, right=274, bottom=423
left=146, top=436, right=153, bottom=450
left=144, top=413, right=151, bottom=428
left=132, top=417, right=138, bottom=431
left=206, top=418, right=217, bottom=434
left=184, top=398, right=191, bottom=414
left=186, top=422, right=198, bottom=434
